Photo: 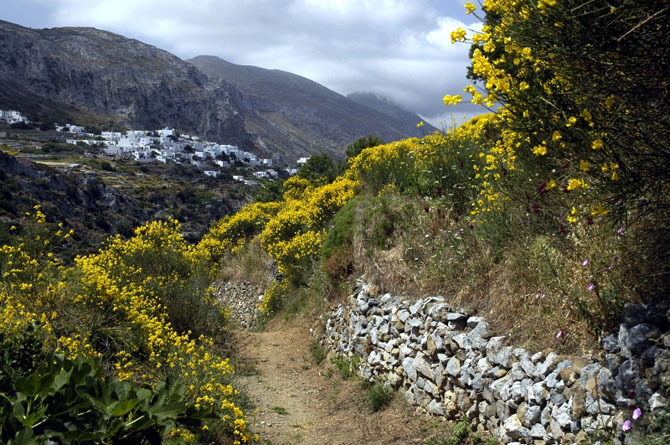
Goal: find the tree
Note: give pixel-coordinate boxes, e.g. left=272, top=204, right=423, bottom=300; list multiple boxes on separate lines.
left=346, top=135, right=384, bottom=159
left=297, top=153, right=341, bottom=184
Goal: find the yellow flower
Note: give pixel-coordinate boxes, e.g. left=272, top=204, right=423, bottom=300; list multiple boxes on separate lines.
left=591, top=139, right=603, bottom=150
left=416, top=121, right=424, bottom=128
left=450, top=28, right=467, bottom=44
left=519, top=82, right=529, bottom=91
left=567, top=178, right=587, bottom=191
left=443, top=94, right=463, bottom=106
left=579, top=160, right=590, bottom=172
left=552, top=130, right=562, bottom=142
left=464, top=2, right=476, bottom=14
left=532, top=143, right=547, bottom=156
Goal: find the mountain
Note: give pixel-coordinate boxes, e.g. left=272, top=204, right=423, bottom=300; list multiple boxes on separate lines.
left=0, top=20, right=252, bottom=148
left=0, top=20, right=432, bottom=162
left=187, top=55, right=435, bottom=159
left=347, top=92, right=438, bottom=133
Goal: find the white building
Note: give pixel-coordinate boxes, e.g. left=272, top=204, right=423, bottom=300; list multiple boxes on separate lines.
left=203, top=170, right=220, bottom=177
left=0, top=110, right=28, bottom=125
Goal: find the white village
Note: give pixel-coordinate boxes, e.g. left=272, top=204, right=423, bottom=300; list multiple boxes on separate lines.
left=1, top=109, right=303, bottom=185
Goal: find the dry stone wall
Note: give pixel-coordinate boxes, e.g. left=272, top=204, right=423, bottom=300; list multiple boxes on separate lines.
left=322, top=281, right=670, bottom=444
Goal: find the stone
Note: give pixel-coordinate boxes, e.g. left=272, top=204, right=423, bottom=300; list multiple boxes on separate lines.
left=409, top=299, right=423, bottom=315
left=602, top=333, right=620, bottom=353
left=520, top=355, right=537, bottom=378
left=414, top=353, right=433, bottom=379
left=616, top=358, right=639, bottom=391
left=621, top=303, right=649, bottom=326
left=549, top=419, right=564, bottom=440
left=445, top=312, right=467, bottom=322
left=579, top=363, right=601, bottom=390
left=511, top=363, right=525, bottom=381
left=530, top=423, right=548, bottom=439
left=525, top=405, right=542, bottom=426
left=428, top=399, right=445, bottom=416
left=553, top=403, right=572, bottom=429
left=467, top=316, right=484, bottom=328
left=446, top=357, right=461, bottom=377
left=619, top=323, right=654, bottom=358
left=397, top=309, right=410, bottom=323
left=503, top=414, right=524, bottom=439
left=494, top=346, right=515, bottom=369
left=538, top=352, right=559, bottom=377
left=571, top=386, right=587, bottom=419
left=650, top=349, right=670, bottom=386
left=477, top=357, right=492, bottom=374
left=649, top=392, right=667, bottom=411
left=424, top=379, right=440, bottom=397
left=402, top=357, right=417, bottom=381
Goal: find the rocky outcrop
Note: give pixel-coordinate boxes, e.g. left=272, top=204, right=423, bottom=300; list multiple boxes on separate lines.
left=323, top=281, right=670, bottom=444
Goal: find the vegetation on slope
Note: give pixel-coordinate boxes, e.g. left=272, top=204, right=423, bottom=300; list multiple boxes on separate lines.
left=0, top=0, right=668, bottom=443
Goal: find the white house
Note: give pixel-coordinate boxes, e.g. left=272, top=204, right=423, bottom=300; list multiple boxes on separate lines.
left=253, top=171, right=269, bottom=179
left=0, top=110, right=28, bottom=124
left=203, top=170, right=220, bottom=177
left=297, top=157, right=309, bottom=165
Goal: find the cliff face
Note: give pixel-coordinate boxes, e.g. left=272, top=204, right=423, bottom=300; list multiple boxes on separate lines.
left=0, top=20, right=434, bottom=161
left=0, top=20, right=252, bottom=148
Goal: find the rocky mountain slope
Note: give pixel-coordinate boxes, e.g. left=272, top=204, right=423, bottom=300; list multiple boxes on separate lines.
left=0, top=20, right=433, bottom=161
left=347, top=91, right=438, bottom=134
left=188, top=55, right=435, bottom=159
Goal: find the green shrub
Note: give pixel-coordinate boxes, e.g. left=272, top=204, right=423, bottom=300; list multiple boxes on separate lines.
left=364, top=381, right=392, bottom=412
left=0, top=353, right=214, bottom=444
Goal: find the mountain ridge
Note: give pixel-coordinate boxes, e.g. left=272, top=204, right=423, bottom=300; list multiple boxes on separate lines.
left=0, top=20, right=434, bottom=161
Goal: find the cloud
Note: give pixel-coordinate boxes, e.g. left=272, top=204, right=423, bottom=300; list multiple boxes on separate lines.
left=40, top=0, right=486, bottom=123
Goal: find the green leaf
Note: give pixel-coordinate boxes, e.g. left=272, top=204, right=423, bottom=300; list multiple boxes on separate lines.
left=8, top=427, right=37, bottom=445
left=21, top=406, right=47, bottom=427
left=112, top=398, right=140, bottom=417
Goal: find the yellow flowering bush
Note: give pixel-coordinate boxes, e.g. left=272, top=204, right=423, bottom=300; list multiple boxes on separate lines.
left=0, top=215, right=252, bottom=443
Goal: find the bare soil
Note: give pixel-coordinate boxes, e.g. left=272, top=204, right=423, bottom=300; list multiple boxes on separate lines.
left=233, top=318, right=451, bottom=445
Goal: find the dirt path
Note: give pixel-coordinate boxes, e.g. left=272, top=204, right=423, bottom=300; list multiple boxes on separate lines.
left=234, top=319, right=444, bottom=445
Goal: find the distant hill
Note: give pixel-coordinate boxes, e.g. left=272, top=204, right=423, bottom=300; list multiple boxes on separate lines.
left=187, top=56, right=435, bottom=160
left=0, top=20, right=254, bottom=149
left=0, top=20, right=434, bottom=162
left=347, top=92, right=438, bottom=133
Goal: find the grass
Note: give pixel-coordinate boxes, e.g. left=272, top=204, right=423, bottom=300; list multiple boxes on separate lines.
left=271, top=406, right=289, bottom=415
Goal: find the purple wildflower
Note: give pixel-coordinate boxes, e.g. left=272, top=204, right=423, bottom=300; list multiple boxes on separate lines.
left=633, top=408, right=642, bottom=420
left=582, top=259, right=589, bottom=266
left=622, top=420, right=631, bottom=432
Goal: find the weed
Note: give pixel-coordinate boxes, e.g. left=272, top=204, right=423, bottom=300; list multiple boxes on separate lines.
left=271, top=406, right=289, bottom=415
left=363, top=381, right=393, bottom=412
left=331, top=355, right=360, bottom=380
left=309, top=339, right=326, bottom=365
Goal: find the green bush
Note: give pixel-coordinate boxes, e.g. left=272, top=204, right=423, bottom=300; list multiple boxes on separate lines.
left=363, top=381, right=392, bottom=412
left=0, top=353, right=214, bottom=444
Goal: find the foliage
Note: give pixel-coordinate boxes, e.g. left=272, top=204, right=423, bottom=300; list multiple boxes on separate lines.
left=449, top=0, right=670, bottom=302
left=297, top=153, right=342, bottom=185
left=362, top=381, right=392, bottom=412
left=320, top=197, right=359, bottom=282
left=0, top=353, right=214, bottom=444
left=345, top=134, right=384, bottom=160
left=0, top=210, right=253, bottom=443
left=331, top=355, right=360, bottom=380
left=309, top=339, right=326, bottom=365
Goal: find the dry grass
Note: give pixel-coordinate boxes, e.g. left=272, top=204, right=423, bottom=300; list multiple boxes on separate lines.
left=218, top=239, right=275, bottom=289
left=348, top=192, right=605, bottom=355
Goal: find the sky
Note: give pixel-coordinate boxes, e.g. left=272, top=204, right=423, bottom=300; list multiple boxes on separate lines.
left=2, top=0, right=486, bottom=127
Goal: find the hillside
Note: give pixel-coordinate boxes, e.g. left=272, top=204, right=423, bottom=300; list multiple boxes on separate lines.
left=347, top=91, right=438, bottom=133
left=0, top=20, right=431, bottom=162
left=187, top=55, right=434, bottom=159
left=0, top=20, right=253, bottom=149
